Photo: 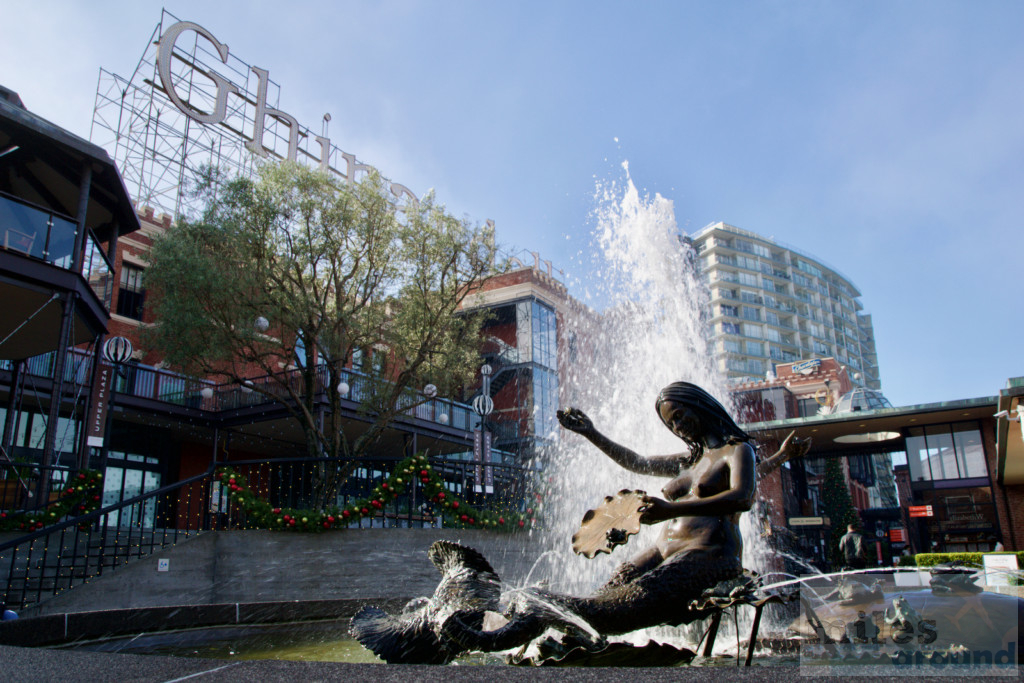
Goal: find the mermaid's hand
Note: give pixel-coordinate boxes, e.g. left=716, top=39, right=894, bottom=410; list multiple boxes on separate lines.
left=557, top=407, right=595, bottom=436
left=638, top=496, right=673, bottom=524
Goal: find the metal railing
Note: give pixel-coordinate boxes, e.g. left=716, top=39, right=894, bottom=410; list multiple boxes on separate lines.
left=1, top=348, right=475, bottom=431
left=0, top=454, right=529, bottom=611
left=0, top=464, right=220, bottom=611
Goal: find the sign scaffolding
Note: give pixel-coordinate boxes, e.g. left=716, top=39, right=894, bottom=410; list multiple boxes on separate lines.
left=90, top=9, right=416, bottom=221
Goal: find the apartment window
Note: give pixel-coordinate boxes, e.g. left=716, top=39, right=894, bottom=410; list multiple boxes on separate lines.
left=740, top=290, right=761, bottom=304
left=117, top=264, right=146, bottom=321
left=765, top=311, right=780, bottom=326
left=737, top=255, right=758, bottom=270
left=738, top=272, right=759, bottom=287
left=765, top=327, right=781, bottom=342
left=722, top=339, right=741, bottom=353
left=745, top=341, right=763, bottom=356
left=742, top=323, right=762, bottom=338
left=720, top=304, right=738, bottom=317
left=797, top=259, right=823, bottom=278
left=742, top=306, right=761, bottom=321
left=722, top=322, right=741, bottom=335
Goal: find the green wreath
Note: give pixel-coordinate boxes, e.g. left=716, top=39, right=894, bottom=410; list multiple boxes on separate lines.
left=217, top=453, right=537, bottom=532
left=0, top=470, right=104, bottom=532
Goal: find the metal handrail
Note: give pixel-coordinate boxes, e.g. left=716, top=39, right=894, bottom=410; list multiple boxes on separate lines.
left=0, top=453, right=530, bottom=610
left=0, top=464, right=218, bottom=610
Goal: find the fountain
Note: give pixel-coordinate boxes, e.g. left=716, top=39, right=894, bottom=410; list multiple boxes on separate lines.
left=5, top=168, right=1022, bottom=675
left=347, top=168, right=1024, bottom=672
left=347, top=170, right=806, bottom=664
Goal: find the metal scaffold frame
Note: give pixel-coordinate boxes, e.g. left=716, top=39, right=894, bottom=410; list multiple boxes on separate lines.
left=90, top=9, right=398, bottom=222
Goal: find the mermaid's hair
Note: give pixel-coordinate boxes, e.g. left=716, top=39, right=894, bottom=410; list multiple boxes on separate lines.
left=655, top=381, right=751, bottom=460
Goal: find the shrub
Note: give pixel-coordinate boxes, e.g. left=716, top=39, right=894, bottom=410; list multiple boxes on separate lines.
left=915, top=551, right=1024, bottom=569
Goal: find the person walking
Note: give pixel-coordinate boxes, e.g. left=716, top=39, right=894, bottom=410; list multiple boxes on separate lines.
left=839, top=523, right=867, bottom=570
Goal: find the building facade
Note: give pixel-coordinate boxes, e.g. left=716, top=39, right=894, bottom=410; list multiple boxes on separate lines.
left=690, top=222, right=881, bottom=391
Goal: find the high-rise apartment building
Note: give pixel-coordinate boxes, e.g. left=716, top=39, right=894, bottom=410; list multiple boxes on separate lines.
left=689, top=222, right=880, bottom=390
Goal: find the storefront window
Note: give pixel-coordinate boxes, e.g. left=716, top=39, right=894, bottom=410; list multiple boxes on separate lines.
left=952, top=424, right=988, bottom=478
left=907, top=422, right=988, bottom=482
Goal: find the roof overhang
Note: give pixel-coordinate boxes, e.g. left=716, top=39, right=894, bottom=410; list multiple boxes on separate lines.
left=745, top=396, right=998, bottom=455
left=0, top=92, right=141, bottom=243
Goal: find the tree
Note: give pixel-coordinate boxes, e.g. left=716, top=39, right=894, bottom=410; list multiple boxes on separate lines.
left=821, top=458, right=861, bottom=567
left=143, top=162, right=500, bottom=506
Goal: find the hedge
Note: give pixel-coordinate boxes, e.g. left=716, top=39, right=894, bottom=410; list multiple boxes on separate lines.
left=914, top=551, right=1024, bottom=568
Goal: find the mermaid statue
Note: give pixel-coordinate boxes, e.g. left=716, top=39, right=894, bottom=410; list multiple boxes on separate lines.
left=351, top=381, right=809, bottom=663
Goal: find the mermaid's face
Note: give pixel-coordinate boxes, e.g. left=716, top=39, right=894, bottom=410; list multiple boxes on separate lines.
left=658, top=400, right=701, bottom=441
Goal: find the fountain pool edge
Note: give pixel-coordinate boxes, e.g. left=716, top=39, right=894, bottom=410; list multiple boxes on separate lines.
left=0, top=597, right=411, bottom=648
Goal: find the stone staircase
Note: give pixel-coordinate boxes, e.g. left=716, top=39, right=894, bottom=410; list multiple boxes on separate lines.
left=1, top=528, right=195, bottom=611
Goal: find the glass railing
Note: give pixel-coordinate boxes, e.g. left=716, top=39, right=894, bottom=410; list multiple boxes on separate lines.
left=1, top=193, right=113, bottom=309
left=0, top=192, right=78, bottom=268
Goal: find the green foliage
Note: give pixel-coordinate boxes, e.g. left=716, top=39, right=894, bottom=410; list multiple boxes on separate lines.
left=0, top=470, right=104, bottom=532
left=144, top=162, right=502, bottom=501
left=820, top=458, right=861, bottom=566
left=915, top=551, right=1024, bottom=568
left=217, top=453, right=531, bottom=532
left=897, top=553, right=917, bottom=567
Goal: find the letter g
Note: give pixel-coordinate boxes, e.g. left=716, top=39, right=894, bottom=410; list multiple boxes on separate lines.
left=156, top=21, right=239, bottom=124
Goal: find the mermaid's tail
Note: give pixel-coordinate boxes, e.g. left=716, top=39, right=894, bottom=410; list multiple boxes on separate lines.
left=350, top=540, right=502, bottom=663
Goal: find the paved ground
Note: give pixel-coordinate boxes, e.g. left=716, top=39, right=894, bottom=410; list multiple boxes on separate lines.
left=4, top=645, right=1023, bottom=682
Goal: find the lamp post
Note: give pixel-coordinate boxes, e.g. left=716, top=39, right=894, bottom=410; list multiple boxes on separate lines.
left=471, top=365, right=494, bottom=495
left=85, top=336, right=133, bottom=479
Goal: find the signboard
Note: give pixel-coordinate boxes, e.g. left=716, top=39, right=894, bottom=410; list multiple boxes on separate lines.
left=85, top=361, right=113, bottom=447
left=792, top=358, right=821, bottom=375
left=908, top=505, right=934, bottom=518
left=789, top=516, right=825, bottom=527
left=209, top=481, right=224, bottom=513
left=983, top=553, right=1019, bottom=587
left=473, top=429, right=493, bottom=494
left=888, top=528, right=905, bottom=543
left=94, top=10, right=440, bottom=223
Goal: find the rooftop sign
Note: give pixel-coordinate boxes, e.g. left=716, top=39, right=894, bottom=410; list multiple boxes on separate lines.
left=92, top=11, right=416, bottom=218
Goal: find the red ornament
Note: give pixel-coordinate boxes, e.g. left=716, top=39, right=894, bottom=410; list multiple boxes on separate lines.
left=420, top=469, right=428, bottom=476
left=518, top=520, right=525, bottom=527
left=361, top=507, right=369, bottom=514
left=460, top=514, right=468, bottom=522
left=342, top=510, right=351, bottom=518
left=527, top=508, right=533, bottom=514
left=452, top=501, right=459, bottom=509
left=381, top=483, right=389, bottom=489
left=468, top=518, right=475, bottom=525
left=78, top=473, right=86, bottom=480
left=371, top=500, right=382, bottom=509
left=327, top=515, right=335, bottom=523
left=437, top=492, right=445, bottom=500
left=288, top=519, right=296, bottom=526
left=498, top=517, right=505, bottom=524
left=272, top=508, right=281, bottom=514
left=323, top=521, right=331, bottom=528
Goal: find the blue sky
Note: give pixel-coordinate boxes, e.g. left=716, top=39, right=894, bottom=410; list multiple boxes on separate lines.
left=3, top=1, right=1022, bottom=408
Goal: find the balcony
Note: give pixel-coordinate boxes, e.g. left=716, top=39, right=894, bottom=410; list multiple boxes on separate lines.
left=0, top=348, right=475, bottom=434
left=1, top=93, right=141, bottom=361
